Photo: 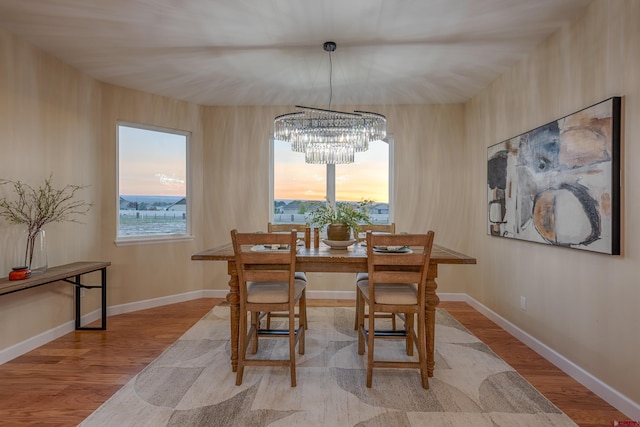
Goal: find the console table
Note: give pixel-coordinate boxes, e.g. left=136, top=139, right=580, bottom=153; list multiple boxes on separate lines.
left=0, top=261, right=111, bottom=330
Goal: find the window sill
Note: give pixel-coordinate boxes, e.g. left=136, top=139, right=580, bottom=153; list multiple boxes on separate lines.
left=114, top=235, right=195, bottom=246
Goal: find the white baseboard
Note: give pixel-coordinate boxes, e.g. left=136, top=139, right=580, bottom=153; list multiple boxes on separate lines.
left=2, top=290, right=637, bottom=419
left=461, top=294, right=640, bottom=420
left=304, top=291, right=468, bottom=301
left=0, top=318, right=77, bottom=365
left=307, top=290, right=355, bottom=300
left=107, top=289, right=208, bottom=316
left=0, top=289, right=224, bottom=365
left=437, top=292, right=469, bottom=302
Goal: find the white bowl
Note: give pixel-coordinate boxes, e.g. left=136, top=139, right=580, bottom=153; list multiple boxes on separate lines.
left=322, top=239, right=356, bottom=249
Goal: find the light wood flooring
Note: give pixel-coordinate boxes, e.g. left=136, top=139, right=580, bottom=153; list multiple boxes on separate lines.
left=0, top=298, right=629, bottom=426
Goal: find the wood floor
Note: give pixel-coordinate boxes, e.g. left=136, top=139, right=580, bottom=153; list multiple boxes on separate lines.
left=0, top=298, right=628, bottom=426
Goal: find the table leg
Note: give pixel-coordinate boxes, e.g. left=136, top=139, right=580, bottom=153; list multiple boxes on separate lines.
left=226, top=261, right=240, bottom=372
left=425, top=263, right=440, bottom=377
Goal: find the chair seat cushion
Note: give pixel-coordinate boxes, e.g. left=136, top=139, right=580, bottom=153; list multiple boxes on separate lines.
left=357, top=281, right=417, bottom=305
left=247, top=279, right=306, bottom=303
left=295, top=272, right=308, bottom=282
left=355, top=272, right=368, bottom=283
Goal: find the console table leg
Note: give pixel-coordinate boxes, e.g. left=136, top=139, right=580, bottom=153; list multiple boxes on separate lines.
left=75, top=275, right=81, bottom=330
left=101, top=267, right=107, bottom=330
left=72, top=269, right=107, bottom=331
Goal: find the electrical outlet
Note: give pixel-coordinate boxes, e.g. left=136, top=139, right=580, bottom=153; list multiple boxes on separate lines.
left=520, top=296, right=526, bottom=311
left=81, top=288, right=86, bottom=298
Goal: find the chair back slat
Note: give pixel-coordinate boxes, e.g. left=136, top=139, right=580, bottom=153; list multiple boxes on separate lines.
left=243, top=270, right=291, bottom=282
left=355, top=223, right=395, bottom=241
left=373, top=270, right=423, bottom=284
left=268, top=222, right=309, bottom=246
left=371, top=252, right=425, bottom=266
left=242, top=251, right=293, bottom=265
left=268, top=222, right=307, bottom=233
left=237, top=231, right=295, bottom=246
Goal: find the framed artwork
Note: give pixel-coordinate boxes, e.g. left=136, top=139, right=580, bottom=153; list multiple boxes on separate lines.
left=487, top=97, right=621, bottom=255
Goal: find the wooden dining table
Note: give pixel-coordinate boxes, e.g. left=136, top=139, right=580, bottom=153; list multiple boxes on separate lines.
left=192, top=241, right=476, bottom=376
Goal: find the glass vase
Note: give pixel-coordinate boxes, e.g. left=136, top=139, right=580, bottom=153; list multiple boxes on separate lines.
left=23, top=228, right=47, bottom=275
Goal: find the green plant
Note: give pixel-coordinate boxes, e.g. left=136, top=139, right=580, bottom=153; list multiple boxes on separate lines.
left=0, top=174, right=93, bottom=268
left=306, top=200, right=373, bottom=234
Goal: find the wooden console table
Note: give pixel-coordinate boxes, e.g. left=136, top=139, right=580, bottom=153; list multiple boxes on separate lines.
left=0, top=261, right=111, bottom=330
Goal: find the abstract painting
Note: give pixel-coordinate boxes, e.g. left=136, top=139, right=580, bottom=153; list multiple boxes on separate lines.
left=487, top=97, right=621, bottom=254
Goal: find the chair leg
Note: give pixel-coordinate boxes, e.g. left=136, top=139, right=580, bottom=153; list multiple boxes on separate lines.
left=366, top=304, right=376, bottom=388
left=236, top=305, right=247, bottom=386
left=288, top=310, right=297, bottom=387
left=301, top=298, right=308, bottom=330
left=417, top=309, right=429, bottom=389
left=250, top=311, right=260, bottom=354
left=298, top=291, right=306, bottom=355
left=357, top=290, right=366, bottom=355
left=405, top=312, right=414, bottom=356
left=354, top=294, right=360, bottom=331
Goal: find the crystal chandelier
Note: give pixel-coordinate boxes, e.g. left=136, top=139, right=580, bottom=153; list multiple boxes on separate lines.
left=273, top=42, right=387, bottom=164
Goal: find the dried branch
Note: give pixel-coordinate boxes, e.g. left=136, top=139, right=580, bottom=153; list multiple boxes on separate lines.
left=0, top=174, right=93, bottom=237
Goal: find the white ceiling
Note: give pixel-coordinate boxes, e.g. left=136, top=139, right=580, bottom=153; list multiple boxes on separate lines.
left=0, top=0, right=592, bottom=106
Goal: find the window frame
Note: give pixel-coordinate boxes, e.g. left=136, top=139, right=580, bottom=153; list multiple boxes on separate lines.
left=115, top=121, right=192, bottom=246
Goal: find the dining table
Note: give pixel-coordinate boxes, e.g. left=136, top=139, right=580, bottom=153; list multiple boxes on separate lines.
left=192, top=241, right=476, bottom=376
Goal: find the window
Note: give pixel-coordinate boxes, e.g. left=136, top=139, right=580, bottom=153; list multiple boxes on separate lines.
left=272, top=138, right=392, bottom=224
left=117, top=122, right=190, bottom=243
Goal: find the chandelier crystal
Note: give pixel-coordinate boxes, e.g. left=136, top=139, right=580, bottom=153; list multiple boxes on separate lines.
left=273, top=42, right=387, bottom=164
left=274, top=106, right=387, bottom=164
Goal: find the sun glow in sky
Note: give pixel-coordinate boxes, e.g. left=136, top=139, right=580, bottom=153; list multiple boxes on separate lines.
left=117, top=124, right=388, bottom=203
left=274, top=139, right=389, bottom=203
left=118, top=125, right=187, bottom=196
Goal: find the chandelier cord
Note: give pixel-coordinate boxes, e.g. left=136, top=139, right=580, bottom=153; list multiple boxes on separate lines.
left=328, top=51, right=333, bottom=109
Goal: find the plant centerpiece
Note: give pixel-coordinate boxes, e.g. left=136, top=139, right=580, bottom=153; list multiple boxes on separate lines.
left=0, top=175, right=92, bottom=274
left=306, top=200, right=373, bottom=241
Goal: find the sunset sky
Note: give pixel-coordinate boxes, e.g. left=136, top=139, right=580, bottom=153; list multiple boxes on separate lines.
left=118, top=125, right=187, bottom=196
left=118, top=124, right=388, bottom=203
left=274, top=139, right=389, bottom=203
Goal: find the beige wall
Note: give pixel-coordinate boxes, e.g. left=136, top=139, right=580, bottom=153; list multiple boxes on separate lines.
left=0, top=29, right=103, bottom=344
left=0, top=0, right=638, bottom=412
left=465, top=0, right=640, bottom=405
left=200, top=104, right=469, bottom=293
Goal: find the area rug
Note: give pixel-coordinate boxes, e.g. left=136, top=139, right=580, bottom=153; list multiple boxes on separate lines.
left=80, top=305, right=577, bottom=426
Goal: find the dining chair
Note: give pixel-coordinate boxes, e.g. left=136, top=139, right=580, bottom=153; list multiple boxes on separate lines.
left=356, top=230, right=435, bottom=389
left=268, top=222, right=309, bottom=238
left=354, top=223, right=397, bottom=330
left=266, top=222, right=309, bottom=329
left=354, top=222, right=396, bottom=242
left=231, top=229, right=307, bottom=387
